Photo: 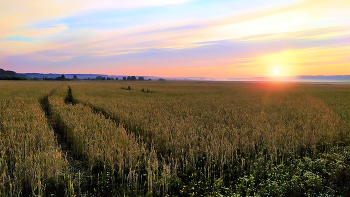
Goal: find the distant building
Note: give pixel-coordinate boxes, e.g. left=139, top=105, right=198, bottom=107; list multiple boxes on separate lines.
left=123, top=77, right=126, bottom=80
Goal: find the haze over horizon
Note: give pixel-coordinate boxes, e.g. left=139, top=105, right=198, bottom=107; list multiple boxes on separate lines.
left=1, top=0, right=349, bottom=78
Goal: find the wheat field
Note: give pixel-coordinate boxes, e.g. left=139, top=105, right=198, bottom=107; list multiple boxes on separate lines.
left=0, top=80, right=349, bottom=196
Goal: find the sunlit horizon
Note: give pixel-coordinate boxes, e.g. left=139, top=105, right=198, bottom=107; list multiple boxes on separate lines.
left=1, top=0, right=349, bottom=78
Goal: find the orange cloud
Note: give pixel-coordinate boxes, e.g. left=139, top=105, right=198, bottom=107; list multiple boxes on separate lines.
left=0, top=41, right=43, bottom=55
left=218, top=45, right=350, bottom=77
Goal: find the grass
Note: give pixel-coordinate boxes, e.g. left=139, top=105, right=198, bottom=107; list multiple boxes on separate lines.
left=0, top=80, right=349, bottom=196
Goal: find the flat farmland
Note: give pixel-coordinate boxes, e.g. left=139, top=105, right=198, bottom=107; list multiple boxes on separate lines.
left=1, top=81, right=349, bottom=196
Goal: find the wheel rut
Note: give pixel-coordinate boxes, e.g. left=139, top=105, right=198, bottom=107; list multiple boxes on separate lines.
left=39, top=85, right=88, bottom=175
left=66, top=86, right=162, bottom=157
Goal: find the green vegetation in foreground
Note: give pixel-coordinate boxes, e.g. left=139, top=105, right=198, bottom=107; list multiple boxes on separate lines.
left=0, top=81, right=349, bottom=196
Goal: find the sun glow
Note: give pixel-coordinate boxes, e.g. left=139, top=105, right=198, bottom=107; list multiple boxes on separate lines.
left=273, top=69, right=280, bottom=76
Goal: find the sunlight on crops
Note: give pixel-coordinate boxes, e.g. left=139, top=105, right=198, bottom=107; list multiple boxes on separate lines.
left=0, top=81, right=69, bottom=196
left=0, top=81, right=349, bottom=196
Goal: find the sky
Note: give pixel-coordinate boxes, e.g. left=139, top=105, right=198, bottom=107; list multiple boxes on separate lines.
left=0, top=0, right=349, bottom=78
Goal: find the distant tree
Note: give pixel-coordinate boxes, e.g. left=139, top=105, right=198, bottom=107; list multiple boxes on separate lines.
left=96, top=76, right=102, bottom=80
left=56, top=75, right=66, bottom=81
left=127, top=76, right=136, bottom=80
left=159, top=78, right=165, bottom=81
left=102, top=77, right=106, bottom=80
left=123, top=77, right=126, bottom=80
left=73, top=75, right=78, bottom=80
left=138, top=77, right=144, bottom=81
left=0, top=75, right=10, bottom=80
left=43, top=77, right=55, bottom=80
left=115, top=77, right=118, bottom=80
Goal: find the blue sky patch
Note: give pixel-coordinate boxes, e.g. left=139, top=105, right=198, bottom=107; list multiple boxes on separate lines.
left=1, top=36, right=33, bottom=42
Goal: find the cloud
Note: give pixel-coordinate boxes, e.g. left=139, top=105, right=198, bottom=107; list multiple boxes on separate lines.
left=22, top=24, right=68, bottom=37
left=29, top=51, right=73, bottom=63
left=0, top=24, right=68, bottom=46
left=183, top=0, right=350, bottom=43
left=1, top=0, right=349, bottom=77
left=219, top=45, right=350, bottom=77
left=2, top=0, right=349, bottom=57
left=3, top=35, right=349, bottom=77
left=0, top=0, right=193, bottom=38
left=0, top=41, right=42, bottom=55
left=47, top=0, right=349, bottom=57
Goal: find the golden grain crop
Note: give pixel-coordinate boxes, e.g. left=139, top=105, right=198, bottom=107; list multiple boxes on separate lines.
left=1, top=80, right=349, bottom=196
left=0, top=81, right=68, bottom=196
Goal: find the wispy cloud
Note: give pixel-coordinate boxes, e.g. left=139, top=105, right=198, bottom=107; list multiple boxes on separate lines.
left=47, top=0, right=350, bottom=57
left=4, top=35, right=348, bottom=77
left=0, top=0, right=349, bottom=77
left=0, top=0, right=193, bottom=38
left=22, top=24, right=68, bottom=37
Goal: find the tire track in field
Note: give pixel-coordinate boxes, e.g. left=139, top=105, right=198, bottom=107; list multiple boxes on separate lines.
left=63, top=85, right=169, bottom=196
left=66, top=86, right=159, bottom=156
left=39, top=84, right=88, bottom=175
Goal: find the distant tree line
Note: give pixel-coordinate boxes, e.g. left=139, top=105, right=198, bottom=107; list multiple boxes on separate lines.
left=1, top=68, right=152, bottom=81
left=122, top=76, right=145, bottom=81
left=0, top=75, right=27, bottom=80
left=92, top=76, right=118, bottom=80
left=0, top=68, right=17, bottom=77
left=0, top=68, right=27, bottom=80
left=41, top=75, right=119, bottom=81
left=42, top=75, right=74, bottom=81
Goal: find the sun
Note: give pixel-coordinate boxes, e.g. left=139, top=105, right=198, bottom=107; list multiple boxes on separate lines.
left=273, top=69, right=280, bottom=76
